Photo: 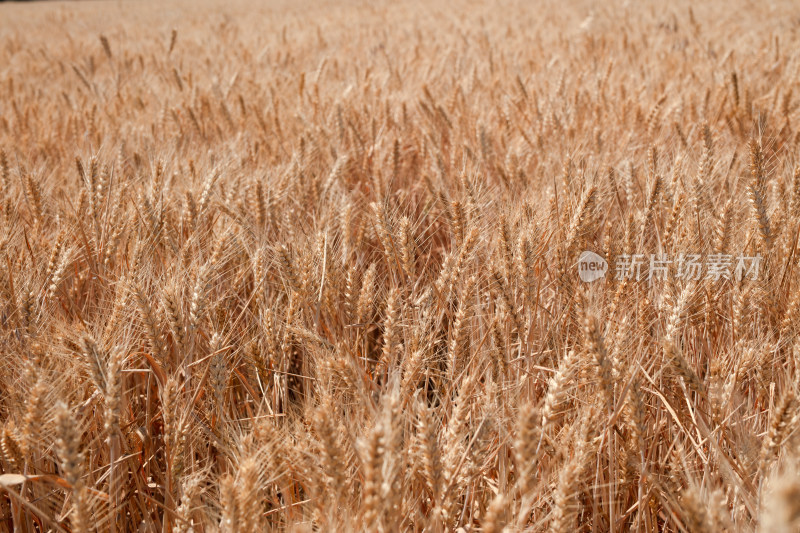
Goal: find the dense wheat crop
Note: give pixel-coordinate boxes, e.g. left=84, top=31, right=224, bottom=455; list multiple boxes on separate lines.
left=2, top=0, right=800, bottom=530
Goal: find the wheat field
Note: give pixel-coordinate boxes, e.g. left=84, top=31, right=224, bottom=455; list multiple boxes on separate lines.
left=1, top=0, right=800, bottom=531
